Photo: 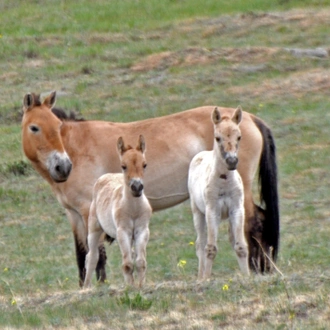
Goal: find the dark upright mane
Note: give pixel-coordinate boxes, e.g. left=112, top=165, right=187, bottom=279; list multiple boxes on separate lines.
left=51, top=107, right=84, bottom=121
left=32, top=93, right=42, bottom=106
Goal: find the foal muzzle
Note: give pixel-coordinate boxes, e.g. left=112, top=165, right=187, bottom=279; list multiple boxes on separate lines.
left=226, top=156, right=238, bottom=170
left=130, top=179, right=144, bottom=197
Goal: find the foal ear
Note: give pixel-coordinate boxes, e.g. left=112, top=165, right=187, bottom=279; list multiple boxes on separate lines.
left=117, top=136, right=125, bottom=155
left=137, top=135, right=146, bottom=153
left=232, top=106, right=243, bottom=125
left=23, top=93, right=36, bottom=112
left=43, top=91, right=57, bottom=109
left=212, top=107, right=221, bottom=125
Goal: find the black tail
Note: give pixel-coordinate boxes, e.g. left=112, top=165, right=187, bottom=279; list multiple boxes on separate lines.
left=253, top=116, right=280, bottom=267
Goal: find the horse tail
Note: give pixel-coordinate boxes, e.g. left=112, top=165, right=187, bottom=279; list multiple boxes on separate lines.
left=253, top=116, right=280, bottom=264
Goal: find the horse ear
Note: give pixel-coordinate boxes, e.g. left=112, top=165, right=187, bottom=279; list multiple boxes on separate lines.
left=212, top=107, right=221, bottom=124
left=137, top=135, right=146, bottom=153
left=232, top=106, right=243, bottom=125
left=43, top=91, right=57, bottom=109
left=23, top=93, right=35, bottom=112
left=117, top=136, right=125, bottom=155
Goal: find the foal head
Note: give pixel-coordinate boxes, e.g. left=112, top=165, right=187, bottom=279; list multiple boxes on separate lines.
left=212, top=106, right=242, bottom=171
left=117, top=135, right=147, bottom=197
left=21, top=91, right=72, bottom=183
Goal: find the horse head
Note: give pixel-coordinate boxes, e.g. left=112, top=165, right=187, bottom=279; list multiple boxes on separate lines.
left=117, top=135, right=147, bottom=197
left=21, top=91, right=72, bottom=183
left=212, top=106, right=242, bottom=171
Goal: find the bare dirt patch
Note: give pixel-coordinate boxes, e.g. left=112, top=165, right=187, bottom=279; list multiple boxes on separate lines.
left=228, top=68, right=330, bottom=98
left=131, top=47, right=279, bottom=71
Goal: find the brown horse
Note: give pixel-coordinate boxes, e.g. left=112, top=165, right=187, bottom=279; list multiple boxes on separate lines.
left=21, top=91, right=279, bottom=286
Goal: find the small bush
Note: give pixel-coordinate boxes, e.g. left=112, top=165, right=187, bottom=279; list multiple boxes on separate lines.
left=117, top=292, right=152, bottom=311
left=0, top=161, right=31, bottom=176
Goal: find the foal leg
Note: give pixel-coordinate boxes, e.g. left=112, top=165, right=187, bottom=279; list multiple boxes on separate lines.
left=84, top=229, right=103, bottom=288
left=117, top=227, right=134, bottom=286
left=191, top=203, right=207, bottom=280
left=134, top=225, right=150, bottom=288
left=84, top=203, right=103, bottom=288
left=204, top=208, right=219, bottom=279
left=229, top=208, right=250, bottom=275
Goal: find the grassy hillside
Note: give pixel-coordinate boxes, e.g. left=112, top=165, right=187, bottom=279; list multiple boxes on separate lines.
left=0, top=1, right=330, bottom=329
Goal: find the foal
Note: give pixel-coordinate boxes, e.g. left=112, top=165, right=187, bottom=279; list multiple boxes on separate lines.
left=188, top=106, right=249, bottom=280
left=84, top=135, right=152, bottom=288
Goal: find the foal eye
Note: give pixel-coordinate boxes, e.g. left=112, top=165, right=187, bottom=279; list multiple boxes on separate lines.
left=29, top=125, right=40, bottom=133
left=143, top=163, right=147, bottom=169
left=215, top=137, right=221, bottom=142
left=121, top=165, right=127, bottom=171
left=238, top=136, right=242, bottom=141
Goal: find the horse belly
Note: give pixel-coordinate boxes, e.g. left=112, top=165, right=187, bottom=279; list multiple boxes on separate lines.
left=97, top=206, right=117, bottom=239
left=188, top=151, right=212, bottom=215
left=145, top=138, right=209, bottom=211
left=94, top=175, right=122, bottom=238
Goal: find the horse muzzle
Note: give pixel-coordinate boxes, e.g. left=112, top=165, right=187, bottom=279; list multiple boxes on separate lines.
left=130, top=179, right=144, bottom=197
left=48, top=152, right=73, bottom=183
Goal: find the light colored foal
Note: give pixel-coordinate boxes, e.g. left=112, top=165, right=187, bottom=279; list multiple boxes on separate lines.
left=84, top=135, right=152, bottom=288
left=188, top=106, right=250, bottom=280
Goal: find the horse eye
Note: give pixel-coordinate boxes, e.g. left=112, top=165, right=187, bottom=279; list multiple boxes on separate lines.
left=29, top=125, right=40, bottom=133
left=238, top=136, right=242, bottom=141
left=215, top=137, right=221, bottom=142
left=121, top=165, right=127, bottom=171
left=143, top=163, right=147, bottom=169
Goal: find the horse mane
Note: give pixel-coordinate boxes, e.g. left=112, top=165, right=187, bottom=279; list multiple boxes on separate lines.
left=32, top=93, right=42, bottom=106
left=23, top=92, right=84, bottom=121
left=51, top=107, right=84, bottom=122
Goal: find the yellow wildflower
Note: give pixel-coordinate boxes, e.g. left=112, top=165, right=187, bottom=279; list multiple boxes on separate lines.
left=177, top=260, right=187, bottom=268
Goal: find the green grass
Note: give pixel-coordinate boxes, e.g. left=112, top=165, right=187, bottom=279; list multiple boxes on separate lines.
left=1, top=0, right=325, bottom=36
left=1, top=0, right=330, bottom=329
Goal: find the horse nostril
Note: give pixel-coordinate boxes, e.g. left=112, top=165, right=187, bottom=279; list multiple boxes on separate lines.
left=133, top=183, right=143, bottom=191
left=55, top=165, right=61, bottom=173
left=55, top=161, right=72, bottom=176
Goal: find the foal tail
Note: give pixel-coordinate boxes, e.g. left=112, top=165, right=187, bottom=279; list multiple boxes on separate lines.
left=253, top=116, right=280, bottom=270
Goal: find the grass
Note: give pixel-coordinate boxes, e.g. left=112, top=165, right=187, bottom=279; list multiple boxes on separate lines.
left=1, top=0, right=330, bottom=329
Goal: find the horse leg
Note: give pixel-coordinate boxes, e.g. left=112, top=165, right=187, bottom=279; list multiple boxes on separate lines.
left=250, top=206, right=273, bottom=272
left=204, top=207, right=219, bottom=279
left=117, top=227, right=134, bottom=286
left=96, top=238, right=107, bottom=283
left=66, top=209, right=88, bottom=287
left=245, top=202, right=269, bottom=272
left=229, top=208, right=249, bottom=275
left=191, top=203, right=207, bottom=280
left=134, top=225, right=150, bottom=288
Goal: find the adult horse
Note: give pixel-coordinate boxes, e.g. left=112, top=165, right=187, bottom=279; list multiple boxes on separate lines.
left=21, top=91, right=279, bottom=286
